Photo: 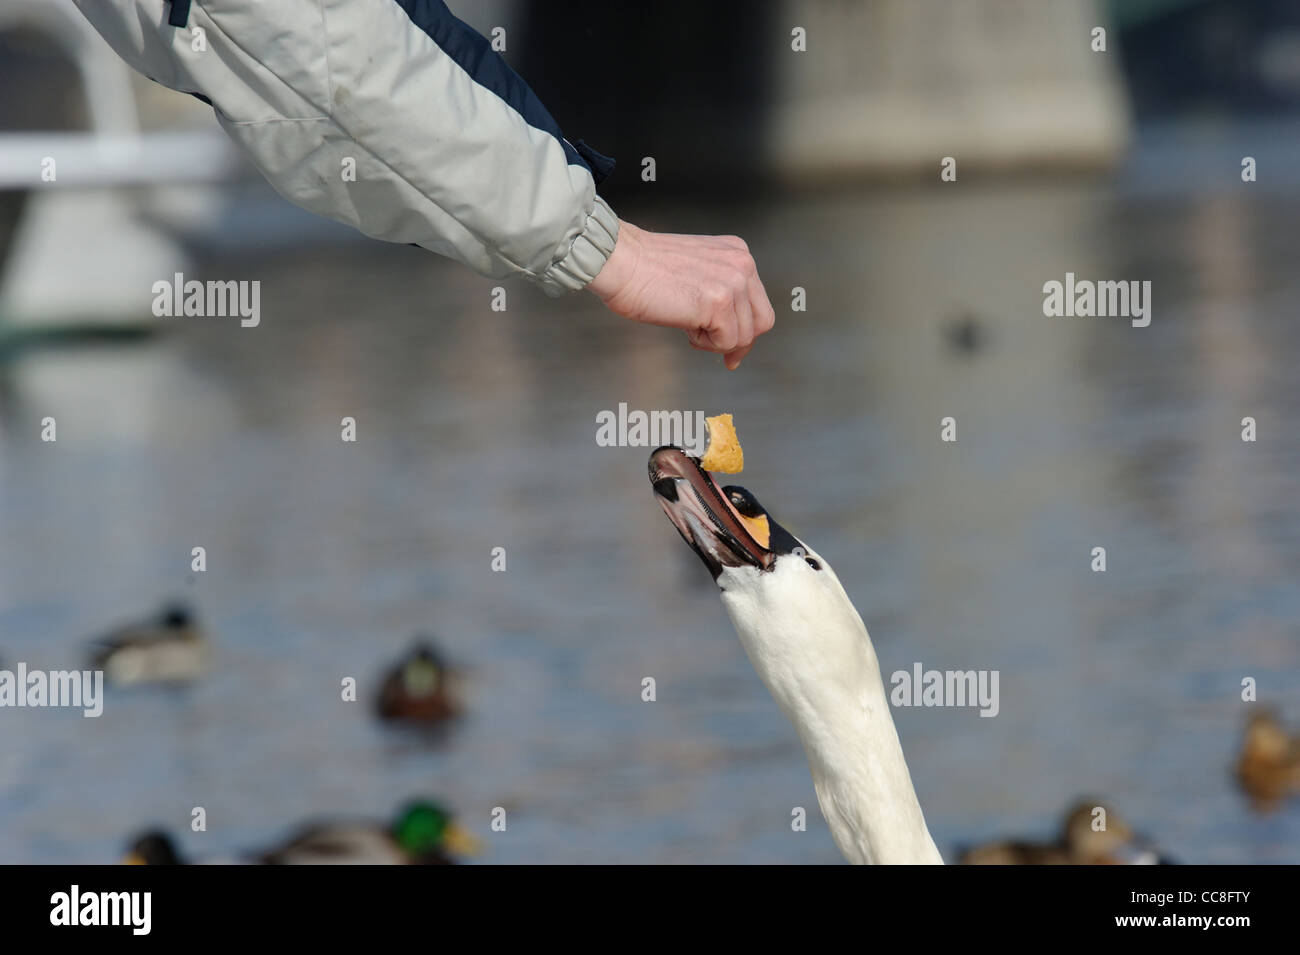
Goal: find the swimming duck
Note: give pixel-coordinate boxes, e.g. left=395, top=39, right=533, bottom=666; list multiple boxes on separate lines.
left=89, top=603, right=210, bottom=686
left=376, top=639, right=460, bottom=725
left=257, top=800, right=480, bottom=865
left=944, top=311, right=987, bottom=355
left=958, top=801, right=1172, bottom=865
left=1235, top=708, right=1300, bottom=810
left=123, top=830, right=184, bottom=865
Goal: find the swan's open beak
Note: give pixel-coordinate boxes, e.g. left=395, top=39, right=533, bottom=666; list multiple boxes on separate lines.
left=649, top=446, right=774, bottom=578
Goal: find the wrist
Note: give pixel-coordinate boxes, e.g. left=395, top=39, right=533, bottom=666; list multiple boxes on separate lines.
left=587, top=219, right=640, bottom=301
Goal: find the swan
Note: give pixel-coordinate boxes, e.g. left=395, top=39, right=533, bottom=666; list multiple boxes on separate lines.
left=648, top=446, right=942, bottom=864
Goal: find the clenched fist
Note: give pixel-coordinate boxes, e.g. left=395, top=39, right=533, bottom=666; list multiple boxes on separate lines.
left=587, top=220, right=777, bottom=370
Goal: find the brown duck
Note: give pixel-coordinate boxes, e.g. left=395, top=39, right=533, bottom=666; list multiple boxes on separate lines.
left=959, top=801, right=1173, bottom=865
left=1235, top=708, right=1300, bottom=811
left=376, top=638, right=460, bottom=725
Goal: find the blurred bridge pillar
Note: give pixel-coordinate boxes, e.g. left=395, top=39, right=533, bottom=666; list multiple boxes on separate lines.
left=511, top=0, right=1129, bottom=194
left=765, top=0, right=1130, bottom=181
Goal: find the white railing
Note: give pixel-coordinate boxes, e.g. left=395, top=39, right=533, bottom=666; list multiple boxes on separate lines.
left=0, top=0, right=239, bottom=321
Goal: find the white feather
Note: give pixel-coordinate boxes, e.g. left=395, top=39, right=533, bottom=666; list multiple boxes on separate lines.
left=718, top=552, right=943, bottom=865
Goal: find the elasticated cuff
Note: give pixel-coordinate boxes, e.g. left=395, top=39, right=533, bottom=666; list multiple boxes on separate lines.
left=536, top=194, right=619, bottom=296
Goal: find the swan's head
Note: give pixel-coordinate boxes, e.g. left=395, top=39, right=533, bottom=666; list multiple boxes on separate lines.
left=648, top=446, right=847, bottom=609
left=649, top=447, right=942, bottom=866
left=649, top=444, right=884, bottom=787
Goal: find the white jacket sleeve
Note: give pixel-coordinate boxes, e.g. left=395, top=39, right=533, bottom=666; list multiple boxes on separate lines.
left=71, top=0, right=619, bottom=295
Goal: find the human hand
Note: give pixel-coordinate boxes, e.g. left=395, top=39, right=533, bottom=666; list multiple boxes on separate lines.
left=586, top=219, right=776, bottom=370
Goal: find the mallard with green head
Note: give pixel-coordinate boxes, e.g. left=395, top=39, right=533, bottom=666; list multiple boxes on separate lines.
left=258, top=800, right=481, bottom=865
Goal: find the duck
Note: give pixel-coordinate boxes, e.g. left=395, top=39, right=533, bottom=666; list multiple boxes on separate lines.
left=257, top=800, right=480, bottom=865
left=649, top=446, right=943, bottom=863
left=958, top=801, right=1173, bottom=865
left=122, top=830, right=185, bottom=865
left=88, top=602, right=210, bottom=686
left=1235, top=708, right=1300, bottom=810
left=376, top=639, right=461, bottom=725
left=944, top=310, right=987, bottom=355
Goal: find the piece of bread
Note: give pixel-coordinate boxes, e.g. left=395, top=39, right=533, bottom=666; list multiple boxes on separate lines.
left=700, top=414, right=744, bottom=473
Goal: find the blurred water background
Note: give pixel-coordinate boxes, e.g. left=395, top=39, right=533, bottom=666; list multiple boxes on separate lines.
left=0, top=0, right=1297, bottom=863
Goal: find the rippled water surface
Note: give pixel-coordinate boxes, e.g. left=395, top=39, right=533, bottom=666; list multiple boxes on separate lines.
left=1, top=155, right=1298, bottom=862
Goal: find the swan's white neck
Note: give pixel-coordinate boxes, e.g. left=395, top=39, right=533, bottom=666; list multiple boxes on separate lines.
left=719, top=560, right=942, bottom=865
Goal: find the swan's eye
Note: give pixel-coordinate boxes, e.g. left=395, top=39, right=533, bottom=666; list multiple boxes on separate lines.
left=722, top=486, right=768, bottom=519
left=805, top=557, right=821, bottom=571
left=726, top=490, right=760, bottom=517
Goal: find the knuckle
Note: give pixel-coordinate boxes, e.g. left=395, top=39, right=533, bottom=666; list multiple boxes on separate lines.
left=703, top=283, right=732, bottom=310
left=728, top=248, right=756, bottom=272
left=710, top=319, right=739, bottom=349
